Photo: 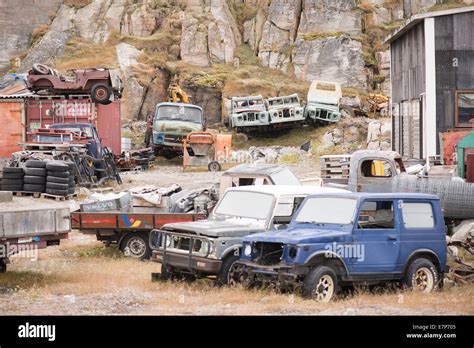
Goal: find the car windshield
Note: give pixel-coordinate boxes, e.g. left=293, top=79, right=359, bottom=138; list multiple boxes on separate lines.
left=155, top=105, right=202, bottom=123
left=271, top=169, right=301, bottom=185
left=213, top=191, right=274, bottom=221
left=294, top=197, right=357, bottom=225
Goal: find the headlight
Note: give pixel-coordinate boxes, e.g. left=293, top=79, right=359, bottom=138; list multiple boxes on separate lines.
left=164, top=235, right=172, bottom=248
left=243, top=244, right=252, bottom=257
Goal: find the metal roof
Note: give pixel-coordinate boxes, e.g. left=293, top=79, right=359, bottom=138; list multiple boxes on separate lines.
left=223, top=163, right=289, bottom=176
left=385, top=6, right=474, bottom=44
left=226, top=185, right=349, bottom=196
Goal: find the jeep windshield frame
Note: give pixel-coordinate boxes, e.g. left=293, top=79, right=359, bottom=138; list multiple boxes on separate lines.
left=154, top=105, right=203, bottom=124
left=293, top=196, right=358, bottom=226
left=211, top=190, right=275, bottom=224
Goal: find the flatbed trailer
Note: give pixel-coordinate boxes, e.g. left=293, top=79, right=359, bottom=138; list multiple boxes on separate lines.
left=0, top=208, right=70, bottom=273
left=71, top=207, right=206, bottom=259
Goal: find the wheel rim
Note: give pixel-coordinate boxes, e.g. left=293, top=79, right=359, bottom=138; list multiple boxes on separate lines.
left=314, top=274, right=334, bottom=302
left=95, top=88, right=107, bottom=100
left=227, top=260, right=242, bottom=286
left=414, top=267, right=434, bottom=292
left=127, top=237, right=146, bottom=258
left=209, top=162, right=220, bottom=172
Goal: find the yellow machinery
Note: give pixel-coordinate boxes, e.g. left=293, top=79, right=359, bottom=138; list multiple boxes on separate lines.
left=182, top=132, right=232, bottom=172
left=167, top=82, right=190, bottom=104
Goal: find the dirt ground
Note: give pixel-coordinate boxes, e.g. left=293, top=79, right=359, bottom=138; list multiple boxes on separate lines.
left=0, top=164, right=473, bottom=315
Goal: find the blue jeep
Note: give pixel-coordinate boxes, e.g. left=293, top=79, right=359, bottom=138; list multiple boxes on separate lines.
left=238, top=193, right=447, bottom=302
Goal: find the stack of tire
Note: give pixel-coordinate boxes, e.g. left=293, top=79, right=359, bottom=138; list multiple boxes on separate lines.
left=23, top=160, right=47, bottom=193
left=1, top=167, right=25, bottom=192
left=46, top=161, right=76, bottom=197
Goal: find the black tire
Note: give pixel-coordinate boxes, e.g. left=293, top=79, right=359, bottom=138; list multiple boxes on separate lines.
left=25, top=160, right=47, bottom=168
left=46, top=182, right=69, bottom=190
left=45, top=188, right=68, bottom=196
left=25, top=168, right=46, bottom=177
left=208, top=161, right=222, bottom=172
left=121, top=233, right=151, bottom=260
left=3, top=167, right=24, bottom=174
left=23, top=176, right=46, bottom=184
left=32, top=63, right=51, bottom=75
left=47, top=170, right=69, bottom=178
left=2, top=172, right=24, bottom=179
left=303, top=266, right=339, bottom=302
left=68, top=188, right=75, bottom=195
left=403, top=258, right=439, bottom=293
left=2, top=185, right=23, bottom=192
left=340, top=105, right=355, bottom=119
left=46, top=162, right=69, bottom=172
left=91, top=83, right=112, bottom=104
left=46, top=176, right=69, bottom=184
left=23, top=184, right=46, bottom=193
left=0, top=259, right=6, bottom=273
left=1, top=179, right=23, bottom=186
left=217, top=253, right=241, bottom=286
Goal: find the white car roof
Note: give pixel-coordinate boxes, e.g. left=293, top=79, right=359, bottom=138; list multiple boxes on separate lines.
left=224, top=185, right=348, bottom=196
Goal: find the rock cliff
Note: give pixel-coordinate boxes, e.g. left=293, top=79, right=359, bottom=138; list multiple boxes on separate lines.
left=0, top=0, right=470, bottom=121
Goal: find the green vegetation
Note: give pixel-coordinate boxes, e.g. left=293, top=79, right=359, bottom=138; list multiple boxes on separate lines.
left=428, top=0, right=472, bottom=12
left=302, top=31, right=345, bottom=41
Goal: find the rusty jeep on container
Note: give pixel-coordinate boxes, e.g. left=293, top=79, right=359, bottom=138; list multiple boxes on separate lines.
left=26, top=63, right=123, bottom=105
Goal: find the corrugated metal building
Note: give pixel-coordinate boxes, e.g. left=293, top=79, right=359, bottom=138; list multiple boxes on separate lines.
left=386, top=6, right=474, bottom=160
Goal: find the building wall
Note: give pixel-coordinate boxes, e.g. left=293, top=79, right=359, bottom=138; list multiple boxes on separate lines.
left=435, top=11, right=474, bottom=153
left=391, top=21, right=425, bottom=159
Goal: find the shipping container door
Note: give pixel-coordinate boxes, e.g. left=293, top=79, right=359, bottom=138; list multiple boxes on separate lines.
left=96, top=101, right=121, bottom=155
left=0, top=101, right=23, bottom=157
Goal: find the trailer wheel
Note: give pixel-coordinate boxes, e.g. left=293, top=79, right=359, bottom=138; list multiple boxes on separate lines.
left=122, top=233, right=151, bottom=260
left=208, top=161, right=221, bottom=172
left=91, top=84, right=112, bottom=104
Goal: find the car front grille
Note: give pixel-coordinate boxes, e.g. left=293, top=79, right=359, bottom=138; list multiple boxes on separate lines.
left=252, top=242, right=284, bottom=265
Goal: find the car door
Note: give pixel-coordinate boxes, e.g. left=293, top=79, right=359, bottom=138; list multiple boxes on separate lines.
left=351, top=199, right=401, bottom=274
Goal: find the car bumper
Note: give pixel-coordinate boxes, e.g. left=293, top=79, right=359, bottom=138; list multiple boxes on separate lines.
left=152, top=250, right=222, bottom=274
left=238, top=260, right=306, bottom=282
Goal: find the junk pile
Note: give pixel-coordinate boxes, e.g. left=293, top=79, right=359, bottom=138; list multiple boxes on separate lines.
left=1, top=159, right=77, bottom=197
left=8, top=144, right=121, bottom=188
left=115, top=148, right=155, bottom=172
left=447, top=220, right=474, bottom=284
left=231, top=146, right=312, bottom=164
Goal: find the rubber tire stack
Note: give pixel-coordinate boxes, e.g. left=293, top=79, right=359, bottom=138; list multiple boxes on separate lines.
left=46, top=162, right=70, bottom=197
left=23, top=160, right=47, bottom=193
left=1, top=167, right=25, bottom=192
left=65, top=161, right=76, bottom=195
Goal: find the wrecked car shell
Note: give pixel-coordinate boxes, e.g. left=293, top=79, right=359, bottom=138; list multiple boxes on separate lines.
left=305, top=80, right=342, bottom=123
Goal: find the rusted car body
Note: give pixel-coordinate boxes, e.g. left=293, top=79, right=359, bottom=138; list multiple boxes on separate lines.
left=230, top=96, right=269, bottom=130
left=266, top=94, right=306, bottom=127
left=26, top=65, right=123, bottom=105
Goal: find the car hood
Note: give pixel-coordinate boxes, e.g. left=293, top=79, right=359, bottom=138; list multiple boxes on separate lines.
left=162, top=219, right=266, bottom=238
left=154, top=120, right=202, bottom=134
left=244, top=227, right=351, bottom=244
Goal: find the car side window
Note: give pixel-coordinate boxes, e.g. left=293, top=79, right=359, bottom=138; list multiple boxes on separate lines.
left=357, top=201, right=394, bottom=229
left=401, top=202, right=435, bottom=228
left=273, top=197, right=305, bottom=226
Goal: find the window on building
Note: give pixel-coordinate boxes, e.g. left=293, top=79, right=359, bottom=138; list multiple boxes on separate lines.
left=456, top=91, right=474, bottom=127
left=357, top=201, right=394, bottom=229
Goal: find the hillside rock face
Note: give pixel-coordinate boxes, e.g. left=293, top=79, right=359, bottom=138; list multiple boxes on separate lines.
left=0, top=0, right=462, bottom=121
left=180, top=0, right=241, bottom=67
left=0, top=0, right=62, bottom=74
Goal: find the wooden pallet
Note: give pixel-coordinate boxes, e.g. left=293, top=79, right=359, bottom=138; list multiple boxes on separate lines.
left=40, top=193, right=77, bottom=201
left=12, top=191, right=42, bottom=198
